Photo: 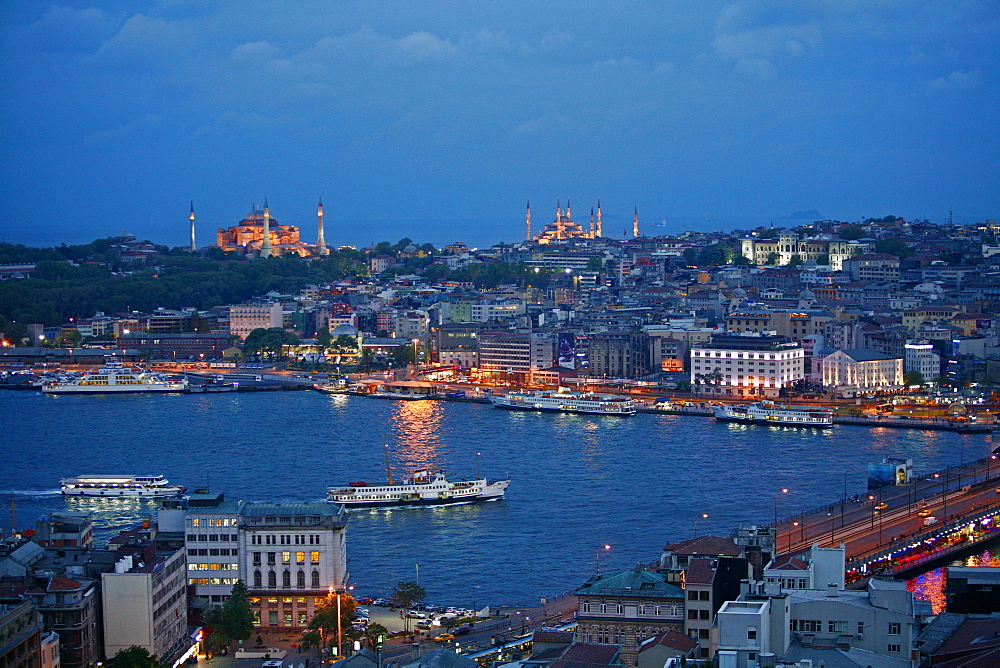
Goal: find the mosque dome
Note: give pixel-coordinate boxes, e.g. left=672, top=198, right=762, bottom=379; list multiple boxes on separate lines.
left=240, top=206, right=279, bottom=226
left=331, top=324, right=359, bottom=336
left=731, top=287, right=748, bottom=300
left=800, top=288, right=815, bottom=301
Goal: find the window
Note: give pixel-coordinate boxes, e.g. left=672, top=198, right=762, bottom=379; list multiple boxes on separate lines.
left=312, top=570, right=320, bottom=588
left=296, top=551, right=305, bottom=565
left=282, top=570, right=291, bottom=587
left=688, top=610, right=698, bottom=620
left=748, top=628, right=757, bottom=640
left=700, top=591, right=709, bottom=601
left=889, top=622, right=901, bottom=635
left=688, top=591, right=698, bottom=600
left=857, top=622, right=865, bottom=635
left=281, top=551, right=291, bottom=563
left=888, top=644, right=901, bottom=652
left=297, top=571, right=306, bottom=588
left=828, top=621, right=848, bottom=634
left=699, top=610, right=709, bottom=620
left=268, top=571, right=276, bottom=588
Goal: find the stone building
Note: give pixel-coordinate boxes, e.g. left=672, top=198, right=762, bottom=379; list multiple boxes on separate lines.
left=576, top=566, right=686, bottom=667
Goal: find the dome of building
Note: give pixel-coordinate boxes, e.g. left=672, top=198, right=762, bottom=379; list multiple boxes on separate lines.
left=731, top=287, right=748, bottom=300
left=800, top=288, right=815, bottom=301
left=239, top=207, right=279, bottom=226
left=331, top=324, right=359, bottom=336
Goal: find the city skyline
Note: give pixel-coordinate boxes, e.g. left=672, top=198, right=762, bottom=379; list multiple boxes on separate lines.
left=1, top=2, right=997, bottom=248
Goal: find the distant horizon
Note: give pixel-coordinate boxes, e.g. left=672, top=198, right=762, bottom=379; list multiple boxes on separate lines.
left=1, top=209, right=987, bottom=254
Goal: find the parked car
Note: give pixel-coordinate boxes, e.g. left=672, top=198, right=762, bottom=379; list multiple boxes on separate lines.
left=356, top=608, right=370, bottom=617
left=373, top=598, right=391, bottom=607
left=357, top=597, right=375, bottom=605
left=415, top=621, right=432, bottom=630
left=407, top=610, right=427, bottom=618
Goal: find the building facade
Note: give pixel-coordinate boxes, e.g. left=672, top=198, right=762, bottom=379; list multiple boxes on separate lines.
left=576, top=567, right=686, bottom=667
left=818, top=349, right=904, bottom=395
left=168, top=493, right=348, bottom=634
left=689, top=334, right=804, bottom=399
left=229, top=302, right=283, bottom=339
left=477, top=331, right=554, bottom=372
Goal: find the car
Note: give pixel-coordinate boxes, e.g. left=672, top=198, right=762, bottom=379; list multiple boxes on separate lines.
left=455, top=625, right=472, bottom=636
left=434, top=633, right=455, bottom=643
left=918, top=508, right=932, bottom=517
left=356, top=608, right=370, bottom=617
left=356, top=597, right=375, bottom=605
left=875, top=502, right=888, bottom=510
left=407, top=610, right=427, bottom=618
left=415, top=621, right=432, bottom=630
left=373, top=598, right=391, bottom=607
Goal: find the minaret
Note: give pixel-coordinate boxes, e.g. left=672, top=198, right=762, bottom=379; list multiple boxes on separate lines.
left=316, top=198, right=328, bottom=255
left=566, top=199, right=572, bottom=220
left=633, top=206, right=640, bottom=238
left=188, top=202, right=196, bottom=252
left=589, top=206, right=595, bottom=236
left=525, top=200, right=532, bottom=241
left=555, top=198, right=561, bottom=222
left=596, top=199, right=603, bottom=237
left=261, top=197, right=273, bottom=258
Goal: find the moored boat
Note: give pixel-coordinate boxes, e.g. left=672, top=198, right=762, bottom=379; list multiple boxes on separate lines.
left=488, top=388, right=636, bottom=415
left=41, top=357, right=188, bottom=394
left=60, top=474, right=186, bottom=497
left=713, top=400, right=833, bottom=427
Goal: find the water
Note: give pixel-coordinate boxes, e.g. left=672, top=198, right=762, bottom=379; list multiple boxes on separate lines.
left=1, top=390, right=993, bottom=607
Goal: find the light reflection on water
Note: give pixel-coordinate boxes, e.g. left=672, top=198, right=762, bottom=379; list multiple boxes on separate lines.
left=3, top=390, right=996, bottom=607
left=908, top=550, right=1000, bottom=613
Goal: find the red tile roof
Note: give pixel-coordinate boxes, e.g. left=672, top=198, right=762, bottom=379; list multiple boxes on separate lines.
left=639, top=631, right=698, bottom=654
left=662, top=535, right=741, bottom=557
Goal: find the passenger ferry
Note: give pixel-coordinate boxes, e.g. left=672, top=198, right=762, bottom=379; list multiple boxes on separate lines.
left=41, top=357, right=188, bottom=394
left=713, top=400, right=834, bottom=427
left=328, top=470, right=510, bottom=508
left=488, top=388, right=636, bottom=415
left=327, top=448, right=510, bottom=508
left=60, top=474, right=186, bottom=497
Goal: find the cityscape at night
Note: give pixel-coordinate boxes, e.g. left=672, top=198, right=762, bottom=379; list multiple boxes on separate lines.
left=2, top=2, right=999, bottom=668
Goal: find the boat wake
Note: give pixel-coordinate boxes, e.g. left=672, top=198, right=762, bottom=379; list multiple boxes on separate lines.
left=0, top=489, right=62, bottom=497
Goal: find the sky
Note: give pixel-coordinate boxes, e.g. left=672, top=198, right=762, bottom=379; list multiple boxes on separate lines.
left=1, top=1, right=997, bottom=250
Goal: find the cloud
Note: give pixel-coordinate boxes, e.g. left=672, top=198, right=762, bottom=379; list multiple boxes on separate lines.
left=395, top=31, right=458, bottom=64
left=229, top=41, right=280, bottom=64
left=87, top=113, right=161, bottom=145
left=711, top=1, right=822, bottom=77
left=923, top=69, right=981, bottom=93
left=96, top=13, right=196, bottom=63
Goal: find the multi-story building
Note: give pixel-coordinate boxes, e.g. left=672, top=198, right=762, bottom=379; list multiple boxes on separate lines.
left=102, top=539, right=188, bottom=662
left=842, top=253, right=901, bottom=283
left=901, top=306, right=963, bottom=335
left=689, top=333, right=804, bottom=399
left=229, top=301, right=283, bottom=339
left=164, top=493, right=348, bottom=633
left=25, top=577, right=100, bottom=668
left=431, top=323, right=487, bottom=368
left=904, top=339, right=941, bottom=383
left=477, top=331, right=554, bottom=373
left=470, top=302, right=525, bottom=323
left=118, top=332, right=232, bottom=361
left=816, top=349, right=904, bottom=395
left=576, top=567, right=686, bottom=667
left=587, top=331, right=650, bottom=379
left=740, top=235, right=859, bottom=271
left=0, top=600, right=43, bottom=668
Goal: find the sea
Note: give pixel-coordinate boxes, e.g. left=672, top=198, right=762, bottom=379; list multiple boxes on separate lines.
left=1, top=390, right=995, bottom=609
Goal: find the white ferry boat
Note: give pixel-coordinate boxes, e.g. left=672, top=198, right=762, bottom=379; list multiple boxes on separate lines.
left=328, top=469, right=510, bottom=508
left=60, top=474, right=186, bottom=497
left=41, top=358, right=188, bottom=394
left=488, top=389, right=636, bottom=415
left=713, top=400, right=833, bottom=427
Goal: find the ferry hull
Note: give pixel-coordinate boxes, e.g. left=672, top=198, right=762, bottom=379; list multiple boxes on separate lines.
left=713, top=413, right=833, bottom=428
left=489, top=399, right=634, bottom=416
left=329, top=479, right=509, bottom=509
left=61, top=486, right=185, bottom=498
left=43, top=384, right=187, bottom=394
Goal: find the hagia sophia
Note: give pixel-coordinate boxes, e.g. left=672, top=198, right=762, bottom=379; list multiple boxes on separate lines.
left=196, top=199, right=330, bottom=258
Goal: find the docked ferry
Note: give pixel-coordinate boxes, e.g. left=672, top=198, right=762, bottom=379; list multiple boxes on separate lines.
left=41, top=358, right=188, bottom=394
left=713, top=400, right=834, bottom=428
left=488, top=389, right=636, bottom=415
left=328, top=469, right=510, bottom=508
left=60, top=474, right=186, bottom=497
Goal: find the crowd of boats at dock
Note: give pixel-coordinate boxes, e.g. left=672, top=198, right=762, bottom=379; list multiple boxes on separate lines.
left=11, top=355, right=994, bottom=432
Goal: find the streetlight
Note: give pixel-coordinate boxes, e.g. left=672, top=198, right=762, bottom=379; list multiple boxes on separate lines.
left=596, top=544, right=611, bottom=574
left=412, top=338, right=420, bottom=368
left=330, top=584, right=354, bottom=657
left=694, top=513, right=708, bottom=537
left=773, top=488, right=788, bottom=556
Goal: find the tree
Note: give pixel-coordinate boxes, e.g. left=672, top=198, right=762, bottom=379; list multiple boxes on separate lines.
left=838, top=226, right=866, bottom=240
left=874, top=237, right=913, bottom=259
left=904, top=371, right=926, bottom=387
left=308, top=591, right=357, bottom=656
left=788, top=254, right=804, bottom=267
left=766, top=251, right=780, bottom=265
left=585, top=256, right=604, bottom=272
left=362, top=622, right=389, bottom=648
left=391, top=581, right=425, bottom=632
left=113, top=646, right=161, bottom=668
left=299, top=630, right=322, bottom=655
left=222, top=580, right=254, bottom=641
left=204, top=580, right=254, bottom=654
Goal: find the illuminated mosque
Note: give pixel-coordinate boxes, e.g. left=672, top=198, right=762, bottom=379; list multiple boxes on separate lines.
left=210, top=199, right=329, bottom=258
left=526, top=199, right=640, bottom=243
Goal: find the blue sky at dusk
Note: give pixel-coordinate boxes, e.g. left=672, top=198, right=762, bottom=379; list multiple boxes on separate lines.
left=1, top=1, right=997, bottom=250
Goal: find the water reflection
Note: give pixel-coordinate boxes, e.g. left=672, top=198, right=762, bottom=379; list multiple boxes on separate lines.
left=390, top=400, right=445, bottom=472
left=908, top=549, right=1000, bottom=613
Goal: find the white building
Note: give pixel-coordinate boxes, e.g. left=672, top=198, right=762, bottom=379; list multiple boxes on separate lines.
left=470, top=302, right=525, bottom=323
left=818, top=349, right=904, bottom=395
left=162, top=493, right=348, bottom=633
left=229, top=301, right=283, bottom=339
left=904, top=339, right=940, bottom=383
left=102, top=547, right=188, bottom=661
left=689, top=333, right=804, bottom=399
